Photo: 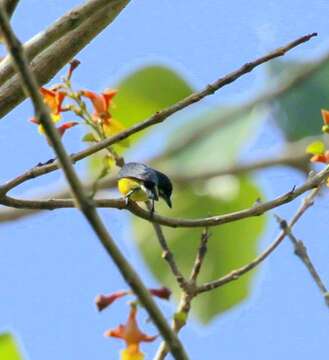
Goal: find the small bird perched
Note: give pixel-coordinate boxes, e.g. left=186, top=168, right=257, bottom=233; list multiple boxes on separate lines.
left=117, top=162, right=173, bottom=212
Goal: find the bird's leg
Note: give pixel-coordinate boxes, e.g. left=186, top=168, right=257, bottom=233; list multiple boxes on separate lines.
left=124, top=188, right=139, bottom=206
left=150, top=198, right=155, bottom=217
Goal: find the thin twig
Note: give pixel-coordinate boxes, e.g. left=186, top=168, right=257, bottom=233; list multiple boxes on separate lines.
left=197, top=186, right=322, bottom=294
left=0, top=33, right=316, bottom=190
left=0, top=8, right=189, bottom=360
left=275, top=187, right=329, bottom=306
left=0, top=143, right=309, bottom=223
left=146, top=202, right=189, bottom=291
left=172, top=147, right=309, bottom=184
left=1, top=164, right=329, bottom=229
left=154, top=229, right=210, bottom=360
left=154, top=53, right=329, bottom=163
left=189, top=228, right=210, bottom=283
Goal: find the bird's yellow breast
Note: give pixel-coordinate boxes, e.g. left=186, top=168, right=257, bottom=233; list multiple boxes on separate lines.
left=118, top=178, right=149, bottom=202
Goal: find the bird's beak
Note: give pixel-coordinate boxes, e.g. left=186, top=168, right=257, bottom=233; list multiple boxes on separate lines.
left=163, top=195, right=172, bottom=208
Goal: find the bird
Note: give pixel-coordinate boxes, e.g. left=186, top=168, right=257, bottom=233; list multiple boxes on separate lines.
left=117, top=162, right=173, bottom=213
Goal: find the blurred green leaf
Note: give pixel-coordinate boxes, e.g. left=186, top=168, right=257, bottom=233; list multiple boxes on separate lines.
left=89, top=65, right=193, bottom=175
left=0, top=333, right=23, bottom=360
left=133, top=177, right=265, bottom=323
left=82, top=132, right=97, bottom=142
left=267, top=59, right=329, bottom=141
left=306, top=140, right=325, bottom=155
left=112, top=65, right=193, bottom=144
left=162, top=106, right=264, bottom=174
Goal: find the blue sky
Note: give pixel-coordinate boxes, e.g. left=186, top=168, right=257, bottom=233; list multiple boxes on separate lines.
left=1, top=1, right=329, bottom=359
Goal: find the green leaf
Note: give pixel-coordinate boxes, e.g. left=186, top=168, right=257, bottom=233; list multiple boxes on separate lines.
left=89, top=65, right=194, bottom=175
left=162, top=106, right=264, bottom=174
left=267, top=59, right=329, bottom=140
left=82, top=132, right=98, bottom=142
left=0, top=333, right=24, bottom=360
left=174, top=311, right=187, bottom=326
left=112, top=65, right=193, bottom=145
left=306, top=140, right=325, bottom=155
left=133, top=177, right=265, bottom=323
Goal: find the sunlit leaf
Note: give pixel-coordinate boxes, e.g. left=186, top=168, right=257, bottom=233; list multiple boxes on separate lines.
left=306, top=140, right=325, bottom=155
left=133, top=177, right=265, bottom=323
left=267, top=59, right=329, bottom=140
left=82, top=132, right=98, bottom=142
left=0, top=333, right=23, bottom=360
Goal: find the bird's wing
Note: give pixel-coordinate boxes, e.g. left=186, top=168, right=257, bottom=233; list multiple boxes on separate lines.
left=117, top=162, right=158, bottom=185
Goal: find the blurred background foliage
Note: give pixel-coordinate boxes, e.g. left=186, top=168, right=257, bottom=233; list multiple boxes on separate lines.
left=2, top=55, right=329, bottom=355
left=88, top=58, right=328, bottom=323
left=0, top=333, right=23, bottom=360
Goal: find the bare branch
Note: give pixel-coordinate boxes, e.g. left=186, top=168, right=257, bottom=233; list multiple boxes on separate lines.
left=0, top=32, right=316, bottom=192
left=1, top=163, right=329, bottom=229
left=0, top=0, right=124, bottom=85
left=275, top=188, right=329, bottom=307
left=197, top=187, right=323, bottom=294
left=0, top=143, right=309, bottom=223
left=154, top=51, right=329, bottom=163
left=154, top=229, right=210, bottom=360
left=172, top=145, right=309, bottom=184
left=146, top=203, right=189, bottom=291
left=0, top=8, right=189, bottom=360
left=189, top=228, right=210, bottom=283
left=0, top=0, right=130, bottom=118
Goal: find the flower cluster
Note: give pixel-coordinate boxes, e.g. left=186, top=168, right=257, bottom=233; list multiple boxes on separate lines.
left=30, top=60, right=127, bottom=167
left=95, top=287, right=171, bottom=360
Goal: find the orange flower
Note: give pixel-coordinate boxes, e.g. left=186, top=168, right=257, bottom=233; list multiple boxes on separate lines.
left=81, top=89, right=117, bottom=125
left=57, top=121, right=79, bottom=137
left=31, top=87, right=67, bottom=135
left=104, top=304, right=157, bottom=360
left=81, top=89, right=128, bottom=143
left=310, top=151, right=329, bottom=164
left=40, top=87, right=66, bottom=122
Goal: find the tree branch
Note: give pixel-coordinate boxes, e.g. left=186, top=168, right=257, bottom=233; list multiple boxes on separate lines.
left=0, top=0, right=130, bottom=118
left=154, top=50, right=329, bottom=163
left=146, top=203, right=189, bottom=291
left=0, top=143, right=309, bottom=223
left=275, top=188, right=329, bottom=306
left=0, top=8, right=189, bottom=360
left=154, top=229, right=210, bottom=360
left=0, top=0, right=123, bottom=85
left=1, top=163, right=329, bottom=229
left=197, top=186, right=322, bottom=294
left=0, top=32, right=316, bottom=192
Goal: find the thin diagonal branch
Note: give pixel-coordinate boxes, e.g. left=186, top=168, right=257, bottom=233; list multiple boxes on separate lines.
left=196, top=186, right=322, bottom=294
left=0, top=0, right=130, bottom=118
left=146, top=203, right=189, bottom=291
left=275, top=188, right=329, bottom=306
left=154, top=229, right=210, bottom=360
left=0, top=32, right=317, bottom=190
left=154, top=52, right=329, bottom=163
left=189, top=228, right=210, bottom=283
left=0, top=8, right=189, bottom=360
left=0, top=0, right=123, bottom=85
